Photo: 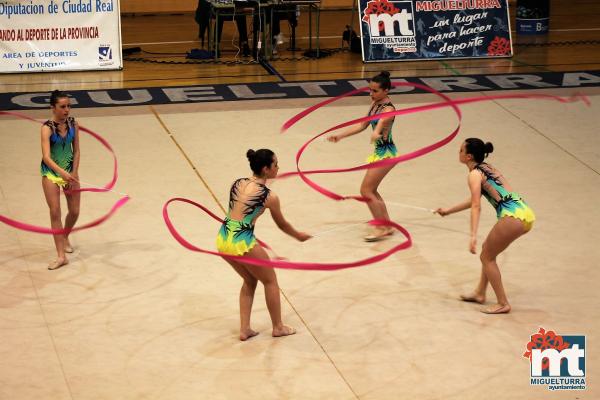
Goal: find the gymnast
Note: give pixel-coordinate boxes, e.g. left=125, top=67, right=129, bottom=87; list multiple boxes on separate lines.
left=217, top=149, right=311, bottom=340
left=327, top=71, right=398, bottom=242
left=436, top=139, right=535, bottom=314
left=40, top=90, right=81, bottom=270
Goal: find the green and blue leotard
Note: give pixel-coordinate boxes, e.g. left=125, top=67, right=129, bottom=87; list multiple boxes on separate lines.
left=40, top=118, right=75, bottom=187
left=216, top=178, right=271, bottom=256
left=366, top=101, right=398, bottom=163
left=475, top=163, right=536, bottom=231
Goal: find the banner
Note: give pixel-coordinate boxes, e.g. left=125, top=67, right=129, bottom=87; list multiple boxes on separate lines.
left=358, top=0, right=512, bottom=62
left=0, top=0, right=122, bottom=73
left=516, top=0, right=550, bottom=35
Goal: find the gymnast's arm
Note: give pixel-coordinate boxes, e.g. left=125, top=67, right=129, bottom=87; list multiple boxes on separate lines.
left=370, top=105, right=394, bottom=143
left=72, top=121, right=81, bottom=179
left=467, top=170, right=482, bottom=249
left=435, top=172, right=481, bottom=216
left=266, top=193, right=311, bottom=242
left=327, top=120, right=369, bottom=142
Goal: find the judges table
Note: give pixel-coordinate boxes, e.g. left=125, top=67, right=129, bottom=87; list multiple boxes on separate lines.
left=207, top=0, right=321, bottom=59
left=270, top=0, right=321, bottom=58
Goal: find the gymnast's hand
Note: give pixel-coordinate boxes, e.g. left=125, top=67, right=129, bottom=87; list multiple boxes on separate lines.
left=327, top=135, right=340, bottom=143
left=435, top=208, right=450, bottom=216
left=469, top=236, right=477, bottom=254
left=60, top=170, right=77, bottom=184
left=296, top=232, right=312, bottom=242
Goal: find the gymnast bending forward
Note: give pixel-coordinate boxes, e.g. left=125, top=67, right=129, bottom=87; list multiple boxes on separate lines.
left=436, top=139, right=536, bottom=314
left=217, top=149, right=311, bottom=340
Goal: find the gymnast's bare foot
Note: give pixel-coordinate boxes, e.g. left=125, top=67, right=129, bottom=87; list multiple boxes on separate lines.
left=460, top=292, right=486, bottom=304
left=240, top=329, right=259, bottom=341
left=48, top=257, right=69, bottom=270
left=65, top=240, right=74, bottom=253
left=272, top=325, right=296, bottom=338
left=481, top=303, right=511, bottom=314
left=364, top=227, right=394, bottom=242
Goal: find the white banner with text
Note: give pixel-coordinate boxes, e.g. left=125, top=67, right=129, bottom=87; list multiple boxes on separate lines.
left=0, top=0, right=122, bottom=73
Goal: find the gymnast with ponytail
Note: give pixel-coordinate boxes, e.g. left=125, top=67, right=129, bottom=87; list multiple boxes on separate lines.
left=216, top=149, right=311, bottom=340
left=436, top=138, right=536, bottom=314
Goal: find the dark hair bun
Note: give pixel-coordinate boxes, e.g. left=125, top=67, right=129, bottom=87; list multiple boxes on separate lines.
left=464, top=138, right=494, bottom=163
left=247, top=149, right=275, bottom=175
left=371, top=71, right=392, bottom=90
left=49, top=89, right=69, bottom=106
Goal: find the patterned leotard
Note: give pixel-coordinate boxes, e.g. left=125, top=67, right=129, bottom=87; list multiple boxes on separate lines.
left=475, top=163, right=536, bottom=231
left=366, top=101, right=398, bottom=163
left=40, top=117, right=75, bottom=187
left=216, top=178, right=271, bottom=255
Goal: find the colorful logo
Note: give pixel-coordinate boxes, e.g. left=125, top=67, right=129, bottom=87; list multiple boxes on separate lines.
left=99, top=44, right=113, bottom=65
left=524, top=327, right=586, bottom=390
left=362, top=0, right=416, bottom=53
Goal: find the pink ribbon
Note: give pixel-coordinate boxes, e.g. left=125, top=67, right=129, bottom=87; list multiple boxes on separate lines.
left=279, top=84, right=589, bottom=202
left=163, top=84, right=588, bottom=270
left=0, top=111, right=130, bottom=235
left=163, top=197, right=411, bottom=271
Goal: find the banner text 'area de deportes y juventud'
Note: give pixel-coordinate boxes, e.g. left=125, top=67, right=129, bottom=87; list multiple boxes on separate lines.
left=0, top=0, right=122, bottom=73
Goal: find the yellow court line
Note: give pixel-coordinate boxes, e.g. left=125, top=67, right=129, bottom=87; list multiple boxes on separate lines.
left=149, top=105, right=360, bottom=400
left=149, top=105, right=226, bottom=214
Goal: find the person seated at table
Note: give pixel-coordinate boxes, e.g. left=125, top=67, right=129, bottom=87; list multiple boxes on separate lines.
left=252, top=5, right=298, bottom=55
left=195, top=0, right=251, bottom=57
